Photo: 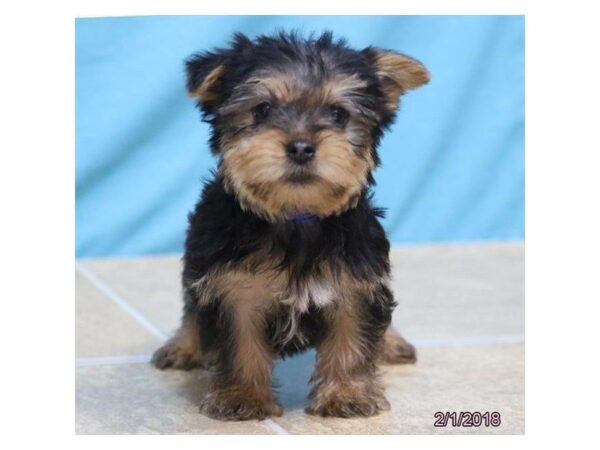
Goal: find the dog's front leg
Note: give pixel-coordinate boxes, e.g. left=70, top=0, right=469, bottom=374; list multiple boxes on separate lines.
left=307, top=284, right=394, bottom=418
left=198, top=295, right=283, bottom=421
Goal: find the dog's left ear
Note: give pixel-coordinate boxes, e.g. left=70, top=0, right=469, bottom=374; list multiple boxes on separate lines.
left=363, top=48, right=430, bottom=110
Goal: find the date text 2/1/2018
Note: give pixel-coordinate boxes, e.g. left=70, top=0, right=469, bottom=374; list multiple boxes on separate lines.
left=433, top=411, right=501, bottom=427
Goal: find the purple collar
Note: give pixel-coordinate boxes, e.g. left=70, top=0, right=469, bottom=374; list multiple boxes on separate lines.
left=291, top=212, right=318, bottom=224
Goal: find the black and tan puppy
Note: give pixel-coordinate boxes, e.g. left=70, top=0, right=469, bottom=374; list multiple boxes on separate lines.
left=152, top=32, right=429, bottom=421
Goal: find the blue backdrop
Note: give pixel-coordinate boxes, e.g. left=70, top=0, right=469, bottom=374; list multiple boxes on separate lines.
left=75, top=16, right=524, bottom=258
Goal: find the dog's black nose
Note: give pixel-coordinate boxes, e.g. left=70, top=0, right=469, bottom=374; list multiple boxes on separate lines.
left=286, top=139, right=316, bottom=165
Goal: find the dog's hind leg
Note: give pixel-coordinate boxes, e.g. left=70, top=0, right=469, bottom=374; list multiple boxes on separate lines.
left=152, top=299, right=205, bottom=370
left=377, top=325, right=417, bottom=365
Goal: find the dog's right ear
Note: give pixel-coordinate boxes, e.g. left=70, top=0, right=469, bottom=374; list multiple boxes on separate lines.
left=185, top=51, right=227, bottom=107
left=186, top=33, right=254, bottom=108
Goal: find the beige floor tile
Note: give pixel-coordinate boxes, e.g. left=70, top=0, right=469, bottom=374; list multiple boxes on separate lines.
left=76, top=273, right=162, bottom=358
left=76, top=363, right=275, bottom=434
left=270, top=343, right=524, bottom=434
left=82, top=256, right=183, bottom=337
left=389, top=242, right=524, bottom=341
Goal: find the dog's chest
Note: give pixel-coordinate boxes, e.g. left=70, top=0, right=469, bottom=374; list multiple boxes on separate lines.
left=280, top=274, right=337, bottom=312
left=199, top=262, right=338, bottom=312
left=241, top=268, right=338, bottom=312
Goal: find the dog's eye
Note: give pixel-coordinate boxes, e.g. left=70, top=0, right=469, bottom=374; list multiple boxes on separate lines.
left=253, top=102, right=272, bottom=121
left=330, top=105, right=349, bottom=126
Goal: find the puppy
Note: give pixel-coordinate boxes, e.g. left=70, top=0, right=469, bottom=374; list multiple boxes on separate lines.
left=152, top=32, right=429, bottom=421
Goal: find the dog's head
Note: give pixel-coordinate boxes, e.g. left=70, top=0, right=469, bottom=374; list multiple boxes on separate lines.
left=187, top=32, right=429, bottom=220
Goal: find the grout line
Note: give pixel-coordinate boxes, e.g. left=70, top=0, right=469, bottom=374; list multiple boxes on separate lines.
left=75, top=262, right=168, bottom=342
left=412, top=334, right=524, bottom=348
left=76, top=354, right=151, bottom=367
left=260, top=418, right=291, bottom=435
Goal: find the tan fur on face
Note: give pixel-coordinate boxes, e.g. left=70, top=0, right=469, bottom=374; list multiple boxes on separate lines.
left=373, top=52, right=430, bottom=109
left=319, top=74, right=369, bottom=107
left=220, top=127, right=373, bottom=220
left=248, top=72, right=368, bottom=107
left=248, top=74, right=302, bottom=104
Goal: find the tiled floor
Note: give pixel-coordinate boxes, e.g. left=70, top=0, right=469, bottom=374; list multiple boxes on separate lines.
left=75, top=242, right=524, bottom=434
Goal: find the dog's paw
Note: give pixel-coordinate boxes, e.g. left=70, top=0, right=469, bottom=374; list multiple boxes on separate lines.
left=378, top=332, right=417, bottom=365
left=306, top=385, right=390, bottom=418
left=151, top=339, right=204, bottom=370
left=200, top=387, right=283, bottom=421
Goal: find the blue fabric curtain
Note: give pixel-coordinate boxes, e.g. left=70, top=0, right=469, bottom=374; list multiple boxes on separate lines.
left=76, top=16, right=524, bottom=258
